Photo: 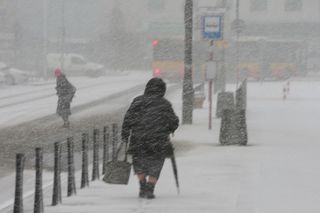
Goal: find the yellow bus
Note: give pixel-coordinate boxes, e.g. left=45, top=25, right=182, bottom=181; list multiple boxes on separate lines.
left=152, top=39, right=206, bottom=82
left=232, top=37, right=306, bottom=80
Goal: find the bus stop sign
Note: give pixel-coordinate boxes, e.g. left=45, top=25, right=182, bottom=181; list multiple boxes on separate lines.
left=202, top=15, right=223, bottom=40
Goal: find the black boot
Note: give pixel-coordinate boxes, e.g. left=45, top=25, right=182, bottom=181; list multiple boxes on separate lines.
left=145, top=182, right=155, bottom=199
left=63, top=118, right=70, bottom=128
left=139, top=180, right=146, bottom=198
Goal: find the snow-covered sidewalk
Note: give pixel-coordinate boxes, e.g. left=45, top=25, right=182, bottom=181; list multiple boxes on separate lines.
left=3, top=80, right=320, bottom=213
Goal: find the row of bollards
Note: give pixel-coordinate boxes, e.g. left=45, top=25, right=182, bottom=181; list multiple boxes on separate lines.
left=218, top=80, right=248, bottom=146
left=283, top=81, right=290, bottom=100
left=13, top=123, right=120, bottom=213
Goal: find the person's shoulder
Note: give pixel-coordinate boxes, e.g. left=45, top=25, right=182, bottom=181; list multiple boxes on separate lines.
left=160, top=97, right=173, bottom=107
left=131, top=95, right=145, bottom=105
left=133, top=95, right=144, bottom=101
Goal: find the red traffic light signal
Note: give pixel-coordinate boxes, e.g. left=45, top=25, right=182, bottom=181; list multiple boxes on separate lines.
left=152, top=39, right=159, bottom=47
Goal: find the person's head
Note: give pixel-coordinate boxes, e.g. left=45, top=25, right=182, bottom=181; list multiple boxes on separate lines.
left=54, top=68, right=63, bottom=77
left=144, top=77, right=166, bottom=97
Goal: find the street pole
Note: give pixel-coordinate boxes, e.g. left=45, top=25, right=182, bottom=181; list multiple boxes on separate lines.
left=182, top=0, right=194, bottom=125
left=208, top=40, right=214, bottom=130
left=208, top=78, right=213, bottom=129
left=43, top=0, right=48, bottom=79
left=235, top=0, right=240, bottom=88
left=13, top=0, right=20, bottom=68
left=60, top=0, right=65, bottom=71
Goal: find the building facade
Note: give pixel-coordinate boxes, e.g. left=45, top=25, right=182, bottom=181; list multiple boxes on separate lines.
left=1, top=0, right=318, bottom=74
left=229, top=0, right=320, bottom=75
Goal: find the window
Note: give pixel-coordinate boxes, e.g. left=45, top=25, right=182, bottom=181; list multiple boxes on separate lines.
left=250, top=0, right=268, bottom=12
left=284, top=0, right=303, bottom=11
left=71, top=57, right=86, bottom=65
left=216, top=0, right=228, bottom=8
left=148, top=0, right=165, bottom=12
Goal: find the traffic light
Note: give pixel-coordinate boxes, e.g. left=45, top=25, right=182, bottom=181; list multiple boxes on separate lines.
left=152, top=39, right=159, bottom=47
left=153, top=68, right=161, bottom=77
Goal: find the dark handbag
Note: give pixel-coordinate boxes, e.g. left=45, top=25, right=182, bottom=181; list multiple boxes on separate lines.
left=103, top=142, right=131, bottom=185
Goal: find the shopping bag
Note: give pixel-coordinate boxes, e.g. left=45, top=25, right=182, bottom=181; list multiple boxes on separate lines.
left=103, top=142, right=131, bottom=185
left=103, top=160, right=131, bottom=184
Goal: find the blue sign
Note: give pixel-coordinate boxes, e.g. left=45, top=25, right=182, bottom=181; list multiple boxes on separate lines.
left=202, top=15, right=223, bottom=40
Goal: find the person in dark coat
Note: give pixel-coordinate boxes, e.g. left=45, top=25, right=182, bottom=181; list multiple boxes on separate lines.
left=121, top=77, right=179, bottom=199
left=55, top=68, right=76, bottom=128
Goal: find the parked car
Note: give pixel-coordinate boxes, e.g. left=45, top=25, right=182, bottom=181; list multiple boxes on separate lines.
left=0, top=62, right=33, bottom=85
left=47, top=53, right=105, bottom=77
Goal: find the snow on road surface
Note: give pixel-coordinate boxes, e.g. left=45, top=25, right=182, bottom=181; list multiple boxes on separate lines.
left=1, top=80, right=320, bottom=213
left=0, top=72, right=151, bottom=128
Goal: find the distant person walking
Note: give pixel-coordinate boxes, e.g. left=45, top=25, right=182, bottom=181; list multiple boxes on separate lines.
left=121, top=77, right=179, bottom=199
left=55, top=68, right=76, bottom=128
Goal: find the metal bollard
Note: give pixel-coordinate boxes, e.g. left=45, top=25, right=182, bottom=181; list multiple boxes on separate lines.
left=102, top=126, right=110, bottom=174
left=52, top=142, right=62, bottom=206
left=13, top=153, right=25, bottom=213
left=34, top=148, right=44, bottom=213
left=67, top=137, right=76, bottom=196
left=81, top=133, right=89, bottom=188
left=92, top=129, right=100, bottom=181
left=112, top=123, right=119, bottom=161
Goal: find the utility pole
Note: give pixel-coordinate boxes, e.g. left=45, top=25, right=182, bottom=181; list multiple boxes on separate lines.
left=60, top=0, right=65, bottom=71
left=43, top=0, right=48, bottom=78
left=235, top=0, right=240, bottom=87
left=13, top=0, right=21, bottom=67
left=216, top=2, right=227, bottom=93
left=182, top=0, right=194, bottom=124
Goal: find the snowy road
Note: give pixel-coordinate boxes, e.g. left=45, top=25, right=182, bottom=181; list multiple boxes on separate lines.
left=0, top=72, right=152, bottom=128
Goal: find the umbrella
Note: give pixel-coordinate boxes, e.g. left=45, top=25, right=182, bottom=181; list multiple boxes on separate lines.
left=171, top=152, right=180, bottom=194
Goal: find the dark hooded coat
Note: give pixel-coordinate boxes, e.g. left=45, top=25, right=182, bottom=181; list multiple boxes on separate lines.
left=56, top=74, right=76, bottom=117
left=121, top=78, right=179, bottom=158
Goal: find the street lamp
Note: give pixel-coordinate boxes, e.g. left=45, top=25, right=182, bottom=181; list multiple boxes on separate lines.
left=60, top=0, right=65, bottom=71
left=182, top=0, right=194, bottom=124
left=43, top=0, right=48, bottom=78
